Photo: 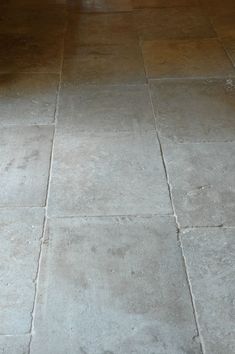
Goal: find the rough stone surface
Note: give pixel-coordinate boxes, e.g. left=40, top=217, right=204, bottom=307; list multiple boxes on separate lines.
left=0, top=208, right=44, bottom=334
left=48, top=130, right=171, bottom=217
left=0, top=335, right=30, bottom=354
left=58, top=84, right=155, bottom=132
left=181, top=228, right=235, bottom=354
left=142, top=39, right=235, bottom=78
left=0, top=126, right=53, bottom=206
left=163, top=142, right=235, bottom=227
left=31, top=216, right=201, bottom=354
left=0, top=74, right=59, bottom=125
left=150, top=78, right=235, bottom=142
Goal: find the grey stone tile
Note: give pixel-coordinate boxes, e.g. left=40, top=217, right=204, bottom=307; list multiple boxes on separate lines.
left=65, top=13, right=138, bottom=46
left=67, top=0, right=132, bottom=12
left=133, top=0, right=198, bottom=8
left=63, top=45, right=146, bottom=85
left=0, top=33, right=63, bottom=73
left=0, top=208, right=44, bottom=334
left=163, top=142, right=235, bottom=227
left=181, top=227, right=235, bottom=354
left=48, top=131, right=171, bottom=217
left=0, top=74, right=59, bottom=125
left=0, top=335, right=30, bottom=354
left=142, top=39, right=235, bottom=78
left=150, top=78, right=235, bottom=142
left=58, top=84, right=155, bottom=132
left=0, top=126, right=53, bottom=206
left=31, top=216, right=201, bottom=354
left=134, top=7, right=215, bottom=40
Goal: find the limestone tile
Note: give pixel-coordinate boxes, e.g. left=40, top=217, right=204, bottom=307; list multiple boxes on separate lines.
left=57, top=84, right=155, bottom=132
left=31, top=216, right=201, bottom=354
left=48, top=130, right=171, bottom=217
left=0, top=208, right=44, bottom=334
left=0, top=33, right=63, bottom=73
left=65, top=13, right=138, bottom=46
left=0, top=74, right=59, bottom=125
left=181, top=228, right=235, bottom=354
left=0, top=126, right=53, bottom=206
left=132, top=0, right=198, bottom=8
left=67, top=0, right=132, bottom=12
left=134, top=7, right=215, bottom=40
left=163, top=142, right=235, bottom=227
left=150, top=78, right=235, bottom=142
left=63, top=45, right=146, bottom=85
left=0, top=335, right=30, bottom=354
left=142, top=39, right=235, bottom=78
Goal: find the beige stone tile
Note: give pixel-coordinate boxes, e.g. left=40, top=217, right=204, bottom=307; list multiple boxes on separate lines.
left=142, top=39, right=235, bottom=78
left=134, top=7, right=215, bottom=40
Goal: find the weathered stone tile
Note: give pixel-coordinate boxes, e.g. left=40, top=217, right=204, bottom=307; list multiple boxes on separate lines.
left=0, top=335, right=30, bottom=354
left=0, top=126, right=53, bottom=206
left=0, top=74, right=59, bottom=125
left=63, top=45, right=146, bottom=85
left=31, top=216, right=201, bottom=354
left=150, top=78, right=235, bottom=142
left=65, top=13, right=138, bottom=46
left=142, top=39, right=235, bottom=78
left=134, top=7, right=215, bottom=40
left=0, top=208, right=44, bottom=334
left=58, top=84, right=155, bottom=132
left=48, top=131, right=171, bottom=216
left=163, top=142, right=235, bottom=227
left=67, top=0, right=132, bottom=12
left=132, top=0, right=198, bottom=8
left=181, top=227, right=235, bottom=354
left=0, top=33, right=63, bottom=73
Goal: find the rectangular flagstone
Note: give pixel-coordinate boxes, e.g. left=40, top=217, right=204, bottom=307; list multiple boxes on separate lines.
left=181, top=227, right=235, bottom=354
left=0, top=208, right=44, bottom=334
left=48, top=130, right=171, bottom=217
left=31, top=216, right=201, bottom=354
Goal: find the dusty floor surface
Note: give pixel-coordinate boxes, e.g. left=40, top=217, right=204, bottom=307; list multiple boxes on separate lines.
left=0, top=0, right=235, bottom=353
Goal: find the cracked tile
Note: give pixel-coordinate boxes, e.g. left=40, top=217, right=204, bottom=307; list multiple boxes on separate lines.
left=31, top=216, right=201, bottom=354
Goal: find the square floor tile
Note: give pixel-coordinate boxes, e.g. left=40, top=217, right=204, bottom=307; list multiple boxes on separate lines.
left=0, top=335, right=30, bottom=354
left=58, top=84, right=155, bottom=132
left=133, top=0, right=198, bottom=8
left=0, top=74, right=59, bottom=125
left=134, top=7, right=215, bottom=40
left=150, top=78, right=235, bottom=142
left=31, top=216, right=201, bottom=354
left=65, top=13, right=138, bottom=46
left=181, top=227, right=235, bottom=354
left=163, top=142, right=235, bottom=227
left=0, top=208, right=44, bottom=334
left=63, top=45, right=146, bottom=85
left=67, top=0, right=132, bottom=12
left=0, top=126, right=53, bottom=206
left=48, top=131, right=171, bottom=216
left=142, top=39, right=235, bottom=78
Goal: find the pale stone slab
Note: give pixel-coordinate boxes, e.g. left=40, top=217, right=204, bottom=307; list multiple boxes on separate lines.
left=58, top=84, right=155, bottom=132
left=48, top=131, right=171, bottom=216
left=0, top=335, right=30, bottom=354
left=0, top=74, right=59, bottom=125
left=142, top=39, right=235, bottom=78
left=163, top=142, right=235, bottom=227
left=0, top=208, right=44, bottom=334
left=63, top=45, right=146, bottom=85
left=181, top=228, right=235, bottom=354
left=0, top=126, right=53, bottom=206
left=134, top=7, right=215, bottom=40
left=150, top=78, right=235, bottom=142
left=31, top=216, right=201, bottom=354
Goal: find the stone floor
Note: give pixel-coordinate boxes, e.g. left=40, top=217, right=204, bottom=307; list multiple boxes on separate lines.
left=0, top=0, right=235, bottom=353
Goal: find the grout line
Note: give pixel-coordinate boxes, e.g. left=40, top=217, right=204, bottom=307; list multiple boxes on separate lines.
left=27, top=7, right=68, bottom=353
